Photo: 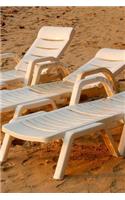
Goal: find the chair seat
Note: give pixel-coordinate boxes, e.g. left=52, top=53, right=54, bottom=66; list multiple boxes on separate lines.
left=69, top=92, right=125, bottom=115
left=0, top=87, right=43, bottom=112
left=0, top=70, right=25, bottom=83
left=0, top=81, right=74, bottom=113
left=30, top=81, right=73, bottom=94
left=3, top=92, right=125, bottom=143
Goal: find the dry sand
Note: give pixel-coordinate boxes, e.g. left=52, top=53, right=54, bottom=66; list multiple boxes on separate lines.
left=0, top=7, right=125, bottom=193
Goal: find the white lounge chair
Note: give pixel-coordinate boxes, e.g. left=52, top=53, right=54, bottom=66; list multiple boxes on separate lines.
left=0, top=76, right=124, bottom=180
left=0, top=48, right=125, bottom=115
left=0, top=26, right=74, bottom=89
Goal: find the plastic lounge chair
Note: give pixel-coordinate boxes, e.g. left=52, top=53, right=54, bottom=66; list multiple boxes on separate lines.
left=0, top=48, right=125, bottom=115
left=0, top=76, right=124, bottom=180
left=0, top=26, right=74, bottom=89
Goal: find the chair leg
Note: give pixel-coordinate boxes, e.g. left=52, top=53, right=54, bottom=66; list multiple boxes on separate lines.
left=101, top=129, right=119, bottom=157
left=53, top=134, right=73, bottom=180
left=0, top=134, right=13, bottom=163
left=31, top=65, right=41, bottom=85
left=53, top=123, right=106, bottom=180
left=118, top=125, right=125, bottom=156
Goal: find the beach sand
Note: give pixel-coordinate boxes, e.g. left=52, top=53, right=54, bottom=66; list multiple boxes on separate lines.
left=0, top=7, right=125, bottom=192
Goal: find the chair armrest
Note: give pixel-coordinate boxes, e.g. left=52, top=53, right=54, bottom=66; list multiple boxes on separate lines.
left=13, top=98, right=57, bottom=119
left=25, top=56, right=57, bottom=85
left=47, top=61, right=69, bottom=77
left=76, top=66, right=117, bottom=91
left=70, top=76, right=115, bottom=105
left=0, top=52, right=20, bottom=63
left=31, top=60, right=70, bottom=85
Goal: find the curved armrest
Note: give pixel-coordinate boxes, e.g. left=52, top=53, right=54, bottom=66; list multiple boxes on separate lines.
left=76, top=66, right=117, bottom=91
left=0, top=52, right=20, bottom=63
left=47, top=61, right=69, bottom=77
left=70, top=76, right=115, bottom=105
left=12, top=98, right=57, bottom=120
left=25, top=56, right=57, bottom=85
left=31, top=60, right=70, bottom=85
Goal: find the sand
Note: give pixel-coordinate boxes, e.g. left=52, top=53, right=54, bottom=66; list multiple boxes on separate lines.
left=0, top=6, right=125, bottom=193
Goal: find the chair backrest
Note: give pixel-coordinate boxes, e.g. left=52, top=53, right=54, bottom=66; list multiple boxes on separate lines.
left=64, top=48, right=125, bottom=83
left=16, top=26, right=74, bottom=72
left=95, top=48, right=125, bottom=61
